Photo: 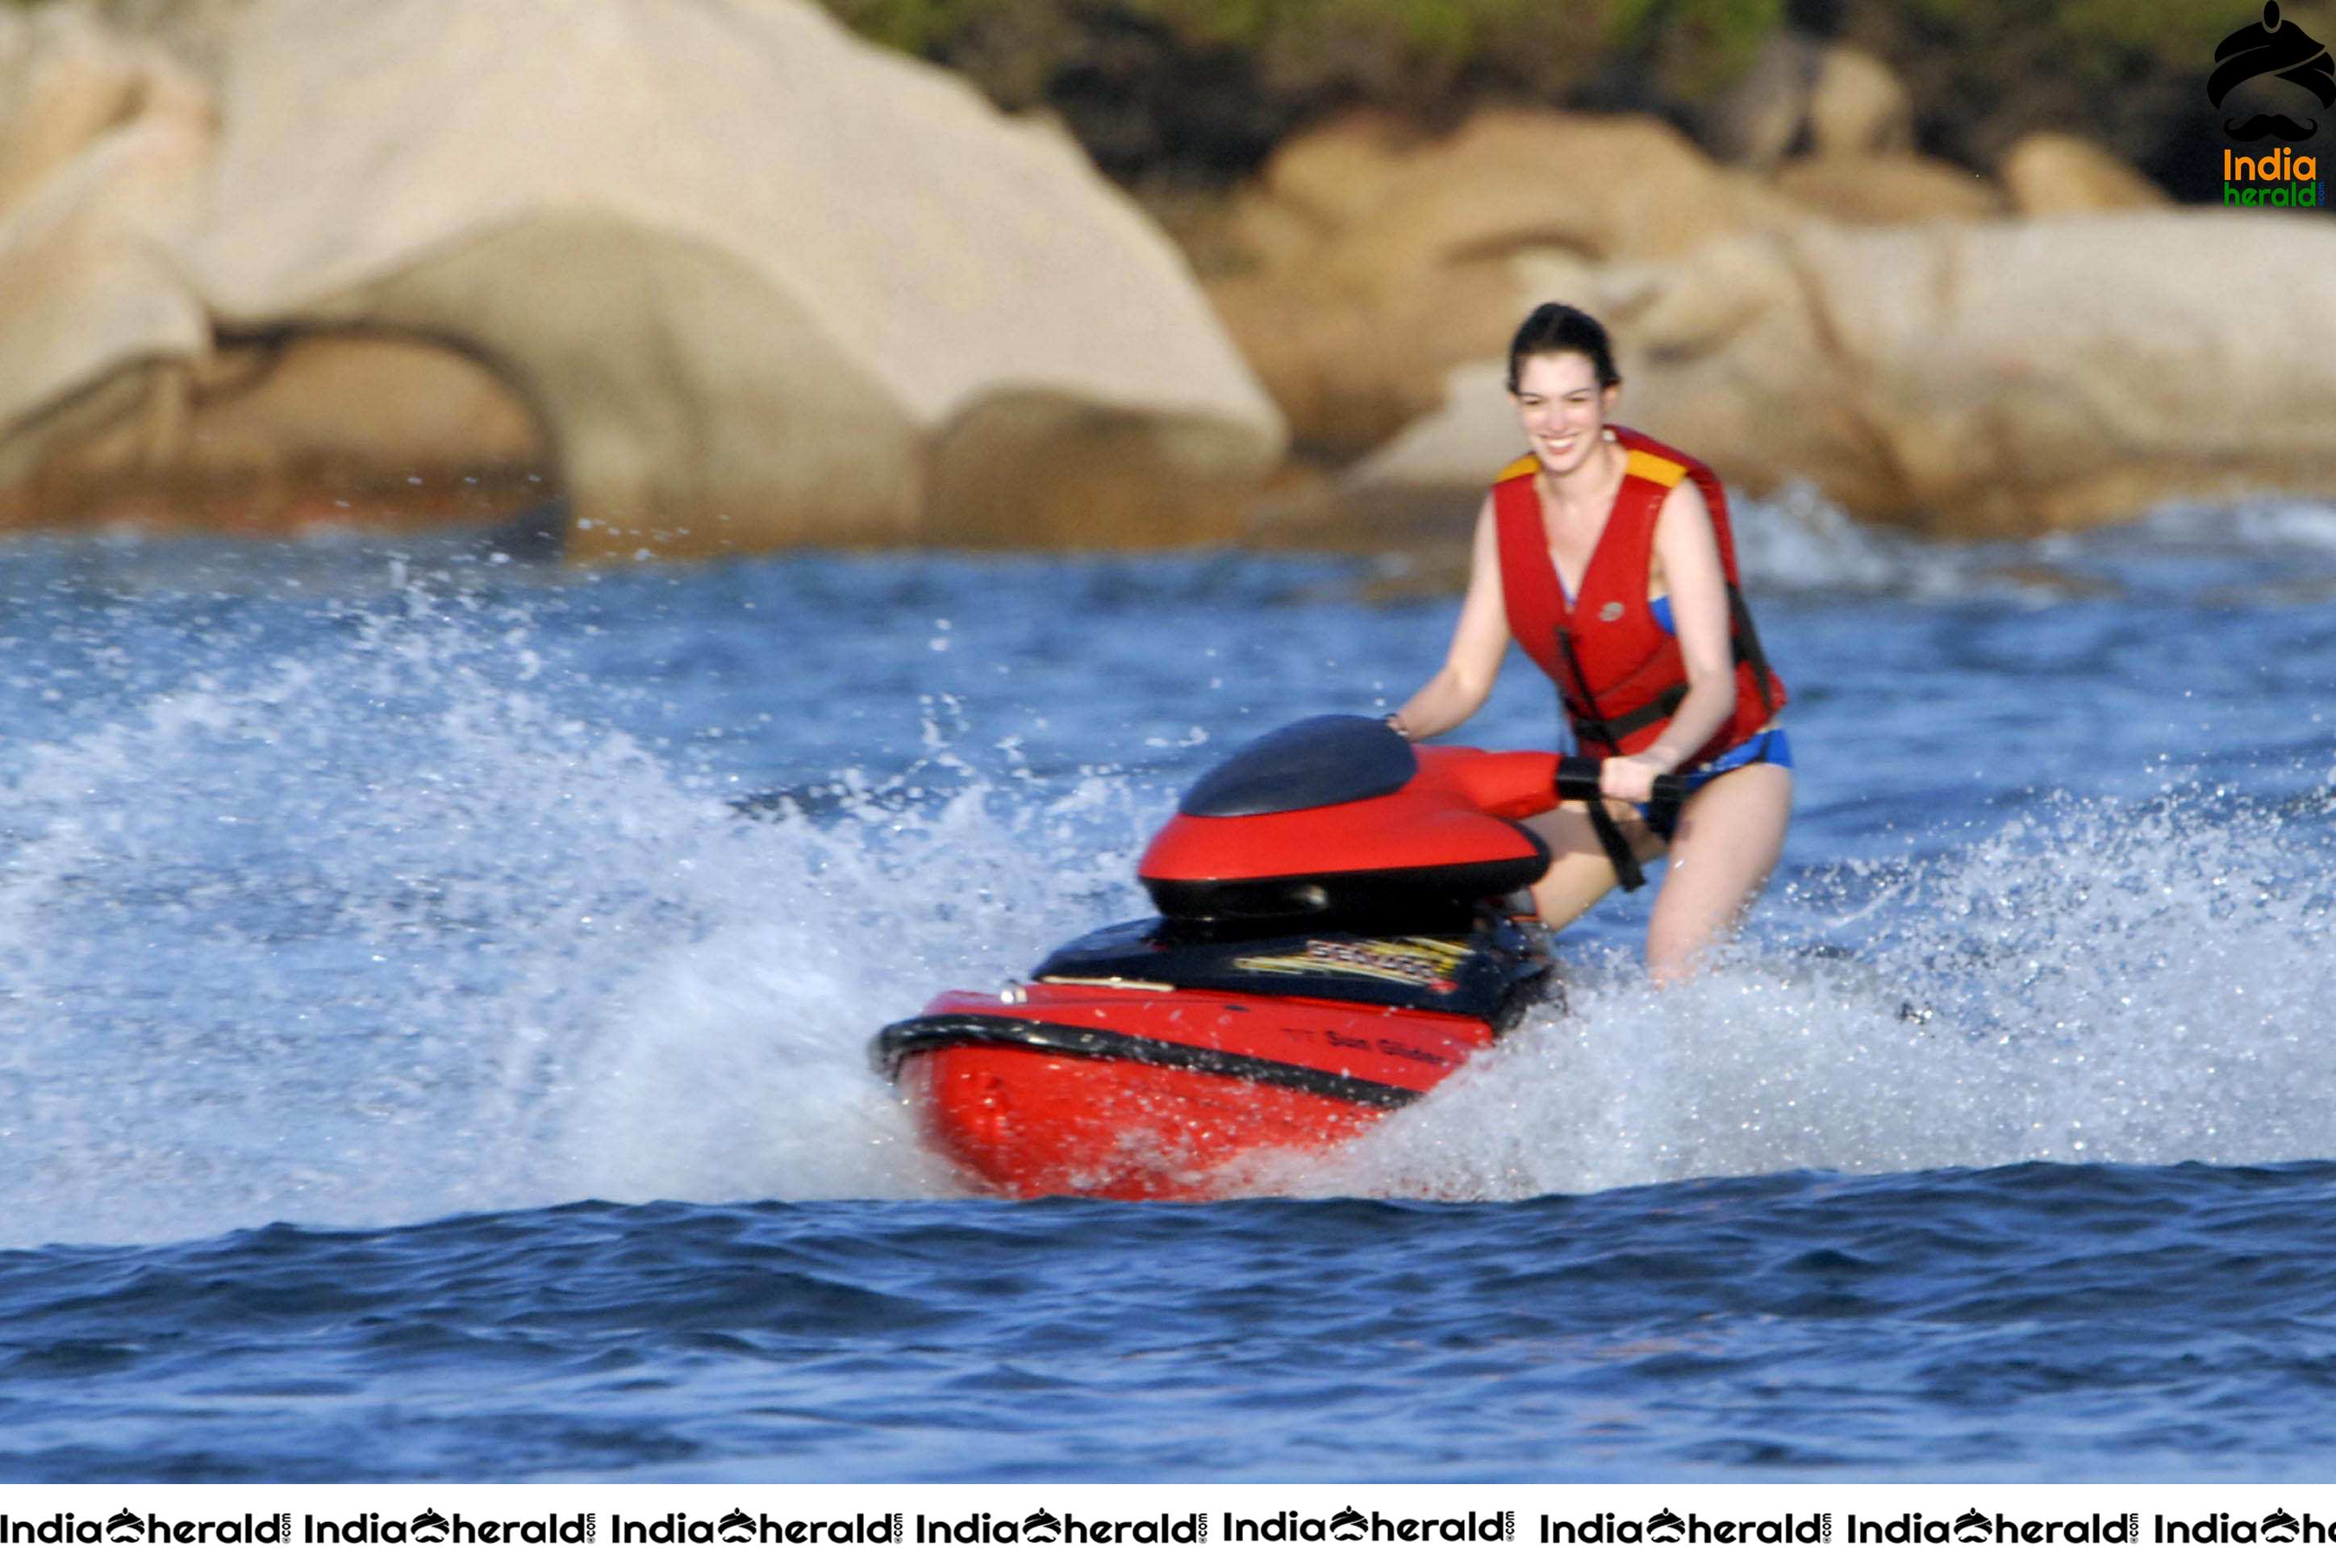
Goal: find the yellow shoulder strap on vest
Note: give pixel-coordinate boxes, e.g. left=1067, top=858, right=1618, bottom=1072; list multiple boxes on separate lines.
left=1496, top=449, right=1685, bottom=488
left=1623, top=447, right=1687, bottom=489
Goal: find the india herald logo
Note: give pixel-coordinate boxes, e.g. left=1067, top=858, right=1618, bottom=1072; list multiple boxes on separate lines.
left=2212, top=2, right=2334, bottom=143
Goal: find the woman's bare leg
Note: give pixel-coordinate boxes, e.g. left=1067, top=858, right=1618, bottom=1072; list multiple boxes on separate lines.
left=1644, top=763, right=1792, bottom=983
left=1520, top=800, right=1666, bottom=931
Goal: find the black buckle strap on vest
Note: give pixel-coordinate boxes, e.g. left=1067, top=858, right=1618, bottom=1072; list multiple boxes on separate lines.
left=1727, top=582, right=1779, bottom=719
left=1559, top=592, right=1775, bottom=753
left=1565, top=685, right=1686, bottom=752
left=1553, top=619, right=1687, bottom=754
left=1553, top=626, right=1648, bottom=893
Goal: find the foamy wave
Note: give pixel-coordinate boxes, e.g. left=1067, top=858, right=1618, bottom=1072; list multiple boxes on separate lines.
left=7, top=547, right=2332, bottom=1244
left=14, top=646, right=2332, bottom=1237
left=1730, top=484, right=2336, bottom=603
left=2125, top=494, right=2336, bottom=554
left=1729, top=482, right=1979, bottom=598
left=1280, top=789, right=2336, bottom=1199
left=0, top=588, right=1163, bottom=1245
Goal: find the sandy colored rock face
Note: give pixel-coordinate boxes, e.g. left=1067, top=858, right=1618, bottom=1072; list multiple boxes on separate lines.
left=1769, top=154, right=2004, bottom=225
left=1211, top=108, right=1804, bottom=458
left=0, top=5, right=217, bottom=523
left=1258, top=106, right=1424, bottom=233
left=186, top=0, right=1280, bottom=556
left=1, top=0, right=1283, bottom=552
left=0, top=4, right=198, bottom=212
left=4, top=2, right=2318, bottom=553
left=9, top=336, right=554, bottom=535
left=1804, top=44, right=1913, bottom=161
left=1354, top=212, right=2336, bottom=538
left=2000, top=133, right=2171, bottom=215
left=0, top=121, right=210, bottom=473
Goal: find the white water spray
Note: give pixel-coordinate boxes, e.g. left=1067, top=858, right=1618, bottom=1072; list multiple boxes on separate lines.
left=1288, top=790, right=2336, bottom=1199
left=5, top=536, right=2333, bottom=1244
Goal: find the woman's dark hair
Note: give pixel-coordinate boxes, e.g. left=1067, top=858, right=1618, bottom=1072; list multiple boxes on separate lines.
left=1507, top=303, right=1619, bottom=393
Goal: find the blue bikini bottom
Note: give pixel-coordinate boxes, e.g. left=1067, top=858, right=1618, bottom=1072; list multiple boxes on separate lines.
left=1635, top=728, right=1792, bottom=840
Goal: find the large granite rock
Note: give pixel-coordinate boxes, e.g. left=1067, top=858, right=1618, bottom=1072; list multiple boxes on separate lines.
left=1768, top=153, right=2004, bottom=224
left=0, top=3, right=212, bottom=520
left=0, top=0, right=1283, bottom=553
left=1999, top=132, right=2171, bottom=215
left=1209, top=108, right=1800, bottom=456
left=1354, top=212, right=2336, bottom=536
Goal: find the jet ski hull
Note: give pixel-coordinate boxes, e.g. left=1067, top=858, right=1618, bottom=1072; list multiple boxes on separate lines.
left=879, top=982, right=1498, bottom=1199
left=870, top=718, right=1572, bottom=1199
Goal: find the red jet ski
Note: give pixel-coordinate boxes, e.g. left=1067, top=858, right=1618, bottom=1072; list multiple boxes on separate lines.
left=872, top=715, right=1675, bottom=1199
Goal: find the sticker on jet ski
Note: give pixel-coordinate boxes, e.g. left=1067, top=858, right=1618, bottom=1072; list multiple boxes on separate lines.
left=1233, top=936, right=1470, bottom=991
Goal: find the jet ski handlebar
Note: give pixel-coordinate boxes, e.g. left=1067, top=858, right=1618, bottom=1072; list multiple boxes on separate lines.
left=1167, top=715, right=1688, bottom=824
left=1554, top=755, right=1688, bottom=807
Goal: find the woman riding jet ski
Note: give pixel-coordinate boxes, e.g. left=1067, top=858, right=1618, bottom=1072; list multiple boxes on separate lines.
left=1386, top=303, right=1792, bottom=983
left=874, top=303, right=1790, bottom=1198
left=871, top=717, right=1683, bottom=1198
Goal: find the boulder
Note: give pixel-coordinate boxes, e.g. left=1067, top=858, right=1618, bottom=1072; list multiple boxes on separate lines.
left=1704, top=34, right=1913, bottom=169
left=0, top=11, right=546, bottom=532
left=0, top=6, right=215, bottom=523
left=10, top=335, right=553, bottom=534
left=1330, top=110, right=1796, bottom=276
left=1353, top=213, right=2336, bottom=536
left=1197, top=106, right=1425, bottom=281
left=1211, top=108, right=1800, bottom=456
left=2, top=0, right=1283, bottom=553
left=1804, top=43, right=1914, bottom=161
left=1769, top=153, right=2003, bottom=225
left=1217, top=186, right=1325, bottom=276
left=0, top=3, right=208, bottom=211
left=193, top=0, right=1281, bottom=556
left=1208, top=258, right=1529, bottom=458
left=1258, top=106, right=1424, bottom=232
left=2000, top=131, right=2170, bottom=215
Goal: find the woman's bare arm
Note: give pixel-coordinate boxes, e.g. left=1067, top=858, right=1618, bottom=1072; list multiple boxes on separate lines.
left=1388, top=498, right=1509, bottom=739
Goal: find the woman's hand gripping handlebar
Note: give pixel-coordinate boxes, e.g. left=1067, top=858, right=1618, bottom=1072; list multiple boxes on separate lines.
left=1554, top=756, right=1687, bottom=807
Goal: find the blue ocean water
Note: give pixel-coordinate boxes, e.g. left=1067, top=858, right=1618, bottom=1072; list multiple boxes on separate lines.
left=2, top=490, right=2334, bottom=1481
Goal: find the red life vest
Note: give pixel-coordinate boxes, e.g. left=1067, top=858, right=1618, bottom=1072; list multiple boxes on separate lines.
left=1492, top=426, right=1785, bottom=766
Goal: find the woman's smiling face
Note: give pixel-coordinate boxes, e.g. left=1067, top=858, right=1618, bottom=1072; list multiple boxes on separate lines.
left=1510, top=351, right=1617, bottom=477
